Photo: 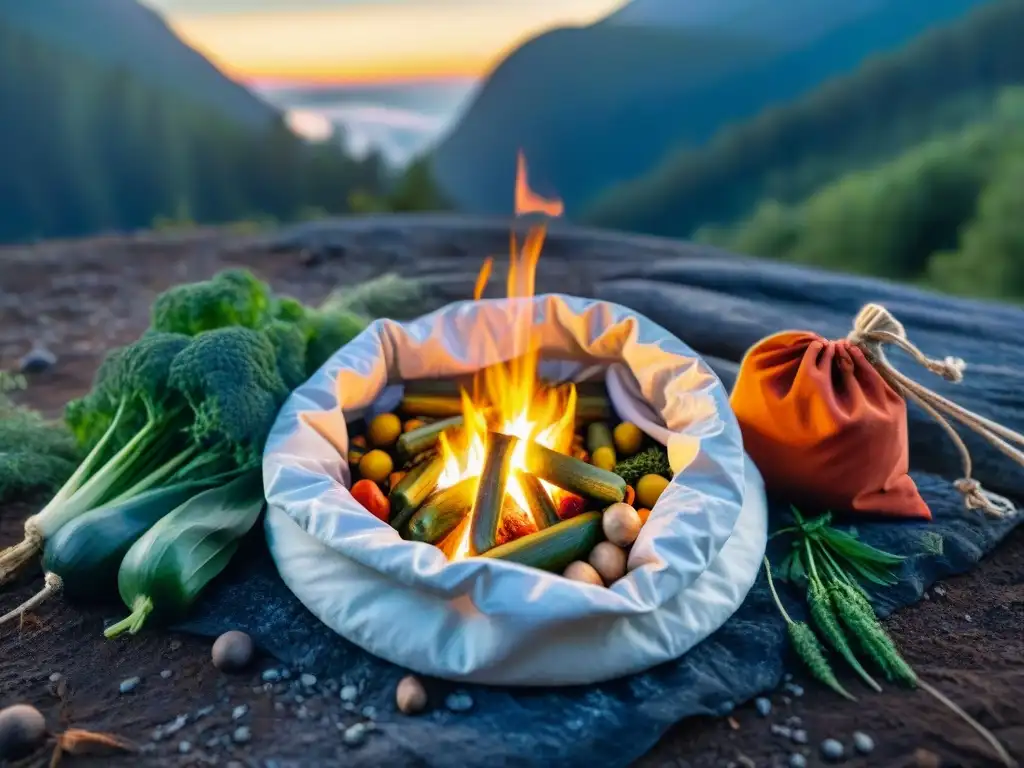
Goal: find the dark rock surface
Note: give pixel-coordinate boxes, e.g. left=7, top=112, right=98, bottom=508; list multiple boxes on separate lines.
left=1, top=216, right=1021, bottom=767
left=178, top=218, right=1024, bottom=767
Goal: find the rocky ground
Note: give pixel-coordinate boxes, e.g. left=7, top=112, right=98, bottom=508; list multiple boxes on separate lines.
left=1, top=220, right=1022, bottom=768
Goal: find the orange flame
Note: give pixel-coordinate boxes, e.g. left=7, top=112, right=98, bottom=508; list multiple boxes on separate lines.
left=438, top=152, right=572, bottom=560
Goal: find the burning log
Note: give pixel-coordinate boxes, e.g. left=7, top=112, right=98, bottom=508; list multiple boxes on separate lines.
left=523, top=440, right=626, bottom=505
left=389, top=455, right=445, bottom=531
left=496, top=494, right=538, bottom=545
left=405, top=476, right=478, bottom=543
left=470, top=432, right=519, bottom=555
left=518, top=473, right=560, bottom=530
left=396, top=416, right=464, bottom=462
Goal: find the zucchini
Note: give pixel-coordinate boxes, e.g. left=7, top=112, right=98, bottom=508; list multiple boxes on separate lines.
left=523, top=441, right=626, bottom=504
left=406, top=476, right=478, bottom=543
left=574, top=395, right=612, bottom=426
left=399, top=394, right=465, bottom=418
left=103, top=470, right=265, bottom=638
left=470, top=432, right=518, bottom=555
left=480, top=512, right=604, bottom=572
left=396, top=416, right=463, bottom=462
left=518, top=473, right=560, bottom=530
left=389, top=455, right=444, bottom=530
left=586, top=422, right=615, bottom=456
left=0, top=477, right=225, bottom=627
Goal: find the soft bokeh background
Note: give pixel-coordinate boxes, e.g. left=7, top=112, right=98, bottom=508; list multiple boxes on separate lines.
left=153, top=0, right=624, bottom=165
left=1, top=0, right=1021, bottom=299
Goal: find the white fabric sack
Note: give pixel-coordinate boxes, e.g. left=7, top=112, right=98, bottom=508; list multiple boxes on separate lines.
left=263, top=294, right=768, bottom=686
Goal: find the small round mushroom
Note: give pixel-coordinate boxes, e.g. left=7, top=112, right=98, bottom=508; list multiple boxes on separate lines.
left=563, top=560, right=604, bottom=586
left=211, top=630, right=254, bottom=672
left=0, top=704, right=46, bottom=760
left=395, top=675, right=428, bottom=715
left=588, top=541, right=627, bottom=584
left=602, top=503, right=642, bottom=547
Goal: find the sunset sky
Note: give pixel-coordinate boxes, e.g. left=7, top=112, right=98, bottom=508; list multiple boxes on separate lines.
left=143, top=0, right=627, bottom=86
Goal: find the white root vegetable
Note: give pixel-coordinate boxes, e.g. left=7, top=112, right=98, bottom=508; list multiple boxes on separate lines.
left=563, top=560, right=604, bottom=586
left=602, top=503, right=641, bottom=547
left=588, top=542, right=627, bottom=584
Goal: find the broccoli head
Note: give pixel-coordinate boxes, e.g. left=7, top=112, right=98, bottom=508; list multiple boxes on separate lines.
left=168, top=327, right=290, bottom=466
left=304, top=308, right=367, bottom=375
left=151, top=268, right=272, bottom=336
left=271, top=296, right=308, bottom=326
left=118, top=332, right=192, bottom=419
left=263, top=319, right=309, bottom=390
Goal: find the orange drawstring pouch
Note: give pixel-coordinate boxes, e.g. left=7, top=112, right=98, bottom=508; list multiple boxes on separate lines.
left=731, top=304, right=1024, bottom=520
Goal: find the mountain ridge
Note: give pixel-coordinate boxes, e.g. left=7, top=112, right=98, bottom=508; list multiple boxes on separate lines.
left=431, top=0, right=992, bottom=217
left=0, top=0, right=276, bottom=126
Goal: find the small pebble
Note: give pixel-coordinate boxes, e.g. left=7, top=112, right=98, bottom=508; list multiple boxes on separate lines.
left=169, top=640, right=182, bottom=651
left=0, top=704, right=47, bottom=759
left=789, top=755, right=808, bottom=768
left=232, top=705, right=248, bottom=720
left=964, top=613, right=973, bottom=623
left=792, top=729, right=808, bottom=745
left=340, top=685, right=358, bottom=703
left=232, top=726, right=251, bottom=744
left=211, top=631, right=255, bottom=672
left=361, top=705, right=377, bottom=719
left=781, top=696, right=792, bottom=705
left=820, top=738, right=845, bottom=762
left=178, top=741, right=192, bottom=754
left=853, top=731, right=875, bottom=755
left=754, top=697, right=772, bottom=717
left=445, top=692, right=474, bottom=713
left=786, top=716, right=802, bottom=727
left=48, top=673, right=62, bottom=683
left=783, top=673, right=793, bottom=682
left=294, top=694, right=305, bottom=704
left=205, top=736, right=221, bottom=749
left=281, top=670, right=292, bottom=680
left=771, top=724, right=793, bottom=739
left=195, top=705, right=215, bottom=719
left=396, top=675, right=428, bottom=715
left=19, top=346, right=57, bottom=374
left=160, top=669, right=173, bottom=680
left=296, top=706, right=309, bottom=720
left=343, top=702, right=356, bottom=712
left=785, top=683, right=804, bottom=698
left=119, top=677, right=140, bottom=694
left=343, top=723, right=368, bottom=747
left=300, top=673, right=317, bottom=688
left=261, top=669, right=281, bottom=683
left=933, top=585, right=947, bottom=597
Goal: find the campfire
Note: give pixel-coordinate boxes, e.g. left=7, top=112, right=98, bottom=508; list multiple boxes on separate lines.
left=355, top=152, right=646, bottom=571
left=434, top=152, right=579, bottom=561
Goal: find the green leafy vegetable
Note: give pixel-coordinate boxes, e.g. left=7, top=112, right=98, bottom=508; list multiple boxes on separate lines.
left=0, top=392, right=81, bottom=505
left=613, top=446, right=671, bottom=486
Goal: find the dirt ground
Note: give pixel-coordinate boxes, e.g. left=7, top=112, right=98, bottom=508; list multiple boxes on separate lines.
left=1, top=227, right=1022, bottom=768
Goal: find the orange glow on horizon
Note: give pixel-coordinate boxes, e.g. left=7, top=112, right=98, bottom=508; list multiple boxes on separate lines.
left=165, top=1, right=625, bottom=87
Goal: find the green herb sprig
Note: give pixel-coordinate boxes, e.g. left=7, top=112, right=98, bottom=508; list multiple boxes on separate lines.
left=764, top=509, right=1016, bottom=768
